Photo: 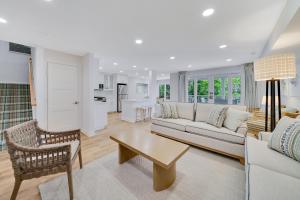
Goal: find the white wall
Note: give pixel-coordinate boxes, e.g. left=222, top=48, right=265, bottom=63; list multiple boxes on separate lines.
left=0, top=40, right=30, bottom=84
left=32, top=47, right=83, bottom=130
left=82, top=53, right=98, bottom=136
left=128, top=77, right=149, bottom=100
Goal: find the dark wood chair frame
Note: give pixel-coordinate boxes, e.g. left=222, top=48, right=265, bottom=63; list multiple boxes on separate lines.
left=4, top=120, right=83, bottom=200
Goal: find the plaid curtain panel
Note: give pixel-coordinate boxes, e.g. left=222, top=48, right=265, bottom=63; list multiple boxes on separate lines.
left=0, top=83, right=33, bottom=151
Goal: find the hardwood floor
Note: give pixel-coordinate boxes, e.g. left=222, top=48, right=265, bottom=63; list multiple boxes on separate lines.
left=0, top=113, right=151, bottom=200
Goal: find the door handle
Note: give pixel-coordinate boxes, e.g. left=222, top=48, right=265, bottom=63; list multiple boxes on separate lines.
left=74, top=101, right=80, bottom=104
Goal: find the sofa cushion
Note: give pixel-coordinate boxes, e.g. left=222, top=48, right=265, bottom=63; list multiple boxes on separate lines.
left=186, top=122, right=245, bottom=144
left=195, top=103, right=214, bottom=122
left=268, top=117, right=300, bottom=162
left=247, top=164, right=300, bottom=200
left=152, top=117, right=193, bottom=132
left=246, top=136, right=300, bottom=179
left=176, top=103, right=194, bottom=121
left=224, top=108, right=250, bottom=131
left=206, top=105, right=228, bottom=128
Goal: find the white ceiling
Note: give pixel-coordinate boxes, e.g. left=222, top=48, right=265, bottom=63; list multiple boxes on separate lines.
left=0, top=0, right=287, bottom=75
left=273, top=8, right=300, bottom=52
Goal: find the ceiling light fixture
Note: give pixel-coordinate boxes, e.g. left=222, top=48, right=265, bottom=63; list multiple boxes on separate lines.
left=169, top=56, right=175, bottom=60
left=219, top=44, right=227, bottom=49
left=44, top=0, right=53, bottom=2
left=202, top=8, right=215, bottom=17
left=99, top=66, right=103, bottom=70
left=135, top=39, right=143, bottom=44
left=132, top=65, right=137, bottom=68
left=120, top=70, right=123, bottom=73
left=113, top=62, right=118, bottom=66
left=0, top=17, right=7, bottom=24
left=187, top=65, right=192, bottom=68
left=226, top=58, right=232, bottom=62
left=144, top=67, right=148, bottom=71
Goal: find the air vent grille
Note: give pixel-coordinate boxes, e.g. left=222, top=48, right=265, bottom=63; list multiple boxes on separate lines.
left=9, top=42, right=31, bottom=55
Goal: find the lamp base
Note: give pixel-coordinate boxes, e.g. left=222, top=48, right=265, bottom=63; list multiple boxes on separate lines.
left=265, top=79, right=281, bottom=132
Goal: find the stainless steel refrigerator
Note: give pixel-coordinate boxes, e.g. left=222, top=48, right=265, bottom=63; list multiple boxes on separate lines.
left=117, top=83, right=128, bottom=112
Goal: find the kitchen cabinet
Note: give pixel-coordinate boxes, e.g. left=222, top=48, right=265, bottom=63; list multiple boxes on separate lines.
left=104, top=74, right=113, bottom=90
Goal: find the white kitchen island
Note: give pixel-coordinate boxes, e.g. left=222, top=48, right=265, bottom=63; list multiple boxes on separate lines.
left=121, top=99, right=153, bottom=123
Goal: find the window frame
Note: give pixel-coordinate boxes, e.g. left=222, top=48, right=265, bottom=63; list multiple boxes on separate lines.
left=186, top=73, right=242, bottom=105
left=159, top=83, right=170, bottom=101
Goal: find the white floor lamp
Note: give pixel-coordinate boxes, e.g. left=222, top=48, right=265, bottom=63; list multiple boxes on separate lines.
left=254, top=53, right=296, bottom=131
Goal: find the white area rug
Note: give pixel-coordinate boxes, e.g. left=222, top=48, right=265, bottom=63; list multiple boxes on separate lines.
left=39, top=148, right=245, bottom=200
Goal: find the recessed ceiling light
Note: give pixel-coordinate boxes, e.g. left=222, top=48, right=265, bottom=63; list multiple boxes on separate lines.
left=202, top=8, right=215, bottom=17
left=169, top=56, right=175, bottom=60
left=0, top=17, right=7, bottom=24
left=219, top=44, right=227, bottom=49
left=113, top=62, right=118, bottom=66
left=99, top=66, right=103, bottom=70
left=187, top=65, right=192, bottom=68
left=44, top=0, right=53, bottom=2
left=120, top=70, right=123, bottom=73
left=144, top=67, right=148, bottom=71
left=226, top=58, right=232, bottom=62
left=135, top=39, right=143, bottom=44
left=132, top=65, right=137, bottom=68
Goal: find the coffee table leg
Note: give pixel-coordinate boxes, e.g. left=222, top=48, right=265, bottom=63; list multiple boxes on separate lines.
left=118, top=144, right=137, bottom=164
left=153, top=163, right=176, bottom=191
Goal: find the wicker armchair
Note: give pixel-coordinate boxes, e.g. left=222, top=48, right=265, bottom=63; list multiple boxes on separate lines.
left=4, top=120, right=83, bottom=200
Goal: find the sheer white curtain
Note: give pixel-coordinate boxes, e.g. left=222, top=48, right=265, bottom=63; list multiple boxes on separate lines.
left=178, top=71, right=187, bottom=102
left=244, top=63, right=259, bottom=112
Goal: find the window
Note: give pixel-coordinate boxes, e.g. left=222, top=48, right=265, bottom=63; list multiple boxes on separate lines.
left=188, top=80, right=195, bottom=103
left=231, top=76, right=241, bottom=105
left=159, top=84, right=165, bottom=98
left=159, top=84, right=170, bottom=101
left=166, top=84, right=170, bottom=100
left=214, top=77, right=228, bottom=104
left=186, top=73, right=242, bottom=105
left=197, top=79, right=209, bottom=103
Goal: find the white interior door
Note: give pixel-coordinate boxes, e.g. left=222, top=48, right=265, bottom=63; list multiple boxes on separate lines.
left=48, top=62, right=79, bottom=131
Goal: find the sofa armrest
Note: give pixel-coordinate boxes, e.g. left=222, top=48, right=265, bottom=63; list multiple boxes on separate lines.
left=236, top=122, right=248, bottom=136
left=258, top=132, right=272, bottom=142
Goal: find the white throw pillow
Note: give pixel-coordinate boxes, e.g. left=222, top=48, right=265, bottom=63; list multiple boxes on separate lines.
left=224, top=108, right=250, bottom=131
left=206, top=106, right=228, bottom=128
left=268, top=117, right=300, bottom=162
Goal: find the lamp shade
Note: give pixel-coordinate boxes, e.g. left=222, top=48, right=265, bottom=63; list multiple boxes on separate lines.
left=254, top=53, right=296, bottom=81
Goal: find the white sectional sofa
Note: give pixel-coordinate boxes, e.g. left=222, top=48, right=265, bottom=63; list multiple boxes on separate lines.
left=246, top=133, right=300, bottom=200
left=151, top=102, right=249, bottom=163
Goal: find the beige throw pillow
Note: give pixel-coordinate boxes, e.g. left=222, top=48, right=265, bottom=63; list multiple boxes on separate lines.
left=206, top=106, right=228, bottom=128
left=161, top=102, right=178, bottom=119
left=223, top=108, right=250, bottom=131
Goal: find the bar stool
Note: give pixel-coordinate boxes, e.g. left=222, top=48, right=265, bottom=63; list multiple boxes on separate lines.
left=145, top=106, right=152, bottom=120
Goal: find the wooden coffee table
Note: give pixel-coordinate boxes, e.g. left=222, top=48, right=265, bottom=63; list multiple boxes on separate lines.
left=110, top=132, right=189, bottom=191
